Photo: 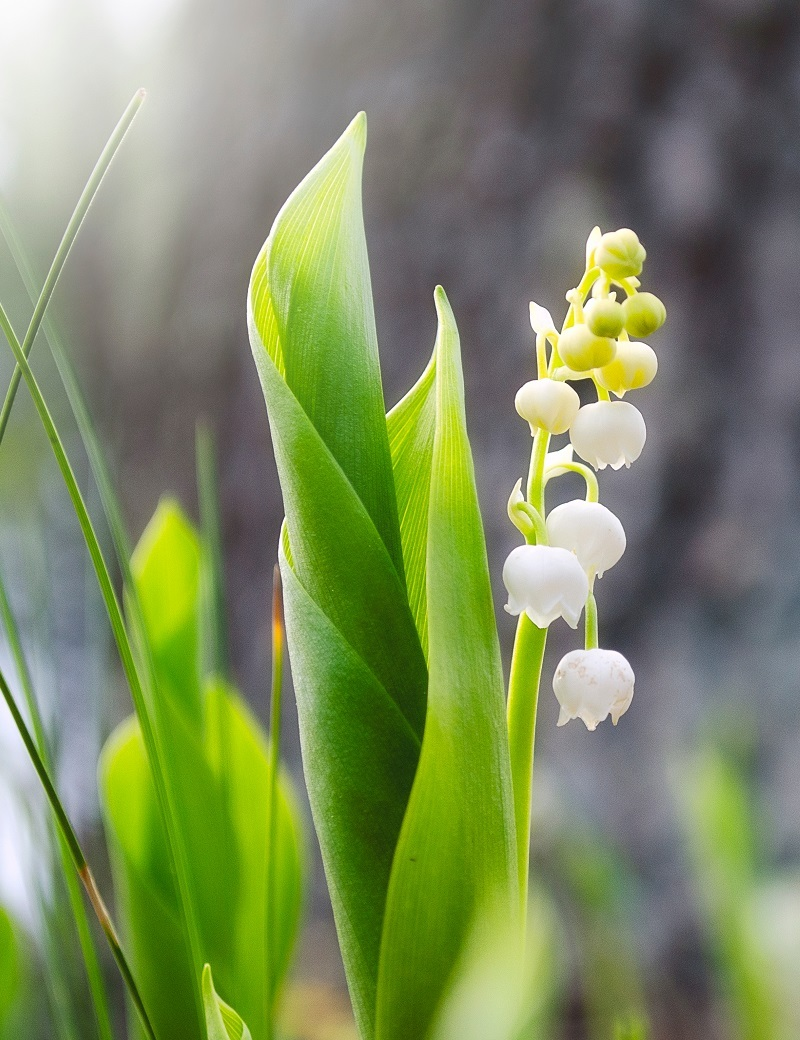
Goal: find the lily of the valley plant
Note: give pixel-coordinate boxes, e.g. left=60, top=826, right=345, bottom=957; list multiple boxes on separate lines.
left=247, top=114, right=665, bottom=1039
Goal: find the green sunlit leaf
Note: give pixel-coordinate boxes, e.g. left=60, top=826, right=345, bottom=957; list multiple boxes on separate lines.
left=375, top=289, right=517, bottom=1040
left=249, top=113, right=427, bottom=1040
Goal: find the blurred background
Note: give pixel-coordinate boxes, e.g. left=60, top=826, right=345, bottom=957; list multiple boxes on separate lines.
left=1, top=0, right=800, bottom=1037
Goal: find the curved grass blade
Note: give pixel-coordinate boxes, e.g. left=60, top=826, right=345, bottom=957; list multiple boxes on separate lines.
left=249, top=115, right=427, bottom=1040
left=0, top=89, right=145, bottom=448
left=0, top=664, right=157, bottom=1040
left=0, top=567, right=114, bottom=1040
left=375, top=289, right=518, bottom=1040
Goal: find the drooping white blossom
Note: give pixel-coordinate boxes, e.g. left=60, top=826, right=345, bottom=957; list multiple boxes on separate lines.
left=552, top=648, right=635, bottom=730
left=515, top=379, right=580, bottom=435
left=546, top=500, right=626, bottom=578
left=569, top=400, right=646, bottom=470
left=503, top=544, right=588, bottom=629
left=596, top=340, right=658, bottom=397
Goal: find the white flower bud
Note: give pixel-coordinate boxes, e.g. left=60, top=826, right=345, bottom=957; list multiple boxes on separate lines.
left=596, top=340, right=658, bottom=397
left=546, top=500, right=626, bottom=578
left=622, top=292, right=666, bottom=337
left=570, top=401, right=646, bottom=471
left=584, top=297, right=625, bottom=338
left=529, top=302, right=558, bottom=336
left=503, top=544, right=589, bottom=630
left=553, top=648, right=635, bottom=730
left=558, top=325, right=616, bottom=371
left=595, top=228, right=646, bottom=280
left=515, top=379, right=580, bottom=435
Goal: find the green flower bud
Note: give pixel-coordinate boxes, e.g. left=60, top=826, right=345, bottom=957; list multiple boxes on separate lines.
left=595, top=228, right=646, bottom=280
left=558, top=324, right=617, bottom=371
left=584, top=298, right=625, bottom=338
left=621, top=292, right=666, bottom=337
left=596, top=340, right=658, bottom=396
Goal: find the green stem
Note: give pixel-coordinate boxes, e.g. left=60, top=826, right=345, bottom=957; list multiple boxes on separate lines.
left=506, top=616, right=547, bottom=925
left=0, top=667, right=157, bottom=1040
left=544, top=461, right=599, bottom=503
left=526, top=428, right=550, bottom=512
left=585, top=591, right=599, bottom=650
left=265, top=565, right=285, bottom=1039
left=0, top=89, right=145, bottom=449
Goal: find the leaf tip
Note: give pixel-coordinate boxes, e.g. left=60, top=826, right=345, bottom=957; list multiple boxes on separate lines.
left=433, top=285, right=455, bottom=326
left=347, top=110, right=368, bottom=152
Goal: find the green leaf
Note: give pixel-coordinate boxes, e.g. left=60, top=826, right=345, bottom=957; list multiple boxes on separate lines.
left=426, top=908, right=525, bottom=1040
left=131, top=500, right=203, bottom=727
left=387, top=350, right=436, bottom=658
left=101, top=686, right=303, bottom=1040
left=264, top=112, right=403, bottom=575
left=249, top=114, right=428, bottom=1040
left=101, top=506, right=304, bottom=1040
left=375, top=289, right=518, bottom=1040
left=203, top=965, right=253, bottom=1040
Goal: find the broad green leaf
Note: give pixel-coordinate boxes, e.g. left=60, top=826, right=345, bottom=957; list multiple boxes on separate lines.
left=102, top=687, right=303, bottom=1040
left=0, top=906, right=20, bottom=1033
left=249, top=115, right=427, bottom=1040
left=426, top=910, right=523, bottom=1040
left=101, top=505, right=304, bottom=1040
left=279, top=532, right=420, bottom=1037
left=375, top=289, right=518, bottom=1040
left=266, top=112, right=402, bottom=575
left=203, top=965, right=253, bottom=1040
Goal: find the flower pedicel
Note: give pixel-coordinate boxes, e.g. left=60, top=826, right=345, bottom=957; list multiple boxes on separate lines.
left=504, top=226, right=665, bottom=730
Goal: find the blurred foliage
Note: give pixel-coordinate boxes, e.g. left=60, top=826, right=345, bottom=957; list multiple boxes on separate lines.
left=0, top=904, right=23, bottom=1039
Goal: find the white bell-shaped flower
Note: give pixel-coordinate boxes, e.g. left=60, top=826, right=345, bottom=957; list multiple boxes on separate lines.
left=546, top=500, right=626, bottom=578
left=515, top=379, right=580, bottom=435
left=553, top=648, right=635, bottom=730
left=596, top=340, right=657, bottom=397
left=570, top=400, right=646, bottom=470
left=503, top=544, right=588, bottom=629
